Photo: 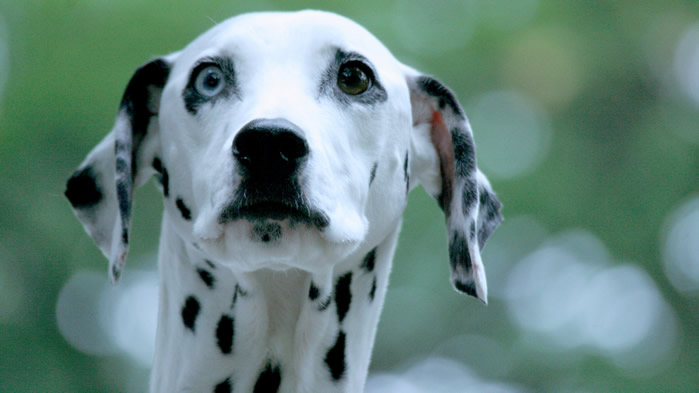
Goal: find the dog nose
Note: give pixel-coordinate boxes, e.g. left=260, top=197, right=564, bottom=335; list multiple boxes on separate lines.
left=233, top=118, right=309, bottom=177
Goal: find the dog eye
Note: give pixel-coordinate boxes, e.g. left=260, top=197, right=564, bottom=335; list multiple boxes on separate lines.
left=337, top=62, right=372, bottom=95
left=194, top=65, right=224, bottom=97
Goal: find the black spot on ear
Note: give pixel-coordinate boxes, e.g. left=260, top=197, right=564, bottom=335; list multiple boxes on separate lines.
left=470, top=221, right=476, bottom=240
left=451, top=129, right=476, bottom=178
left=369, top=162, right=378, bottom=186
left=309, top=282, right=320, bottom=301
left=197, top=268, right=215, bottom=289
left=152, top=157, right=170, bottom=197
left=416, top=76, right=464, bottom=118
left=181, top=296, right=200, bottom=332
left=462, top=178, right=478, bottom=213
left=334, top=273, right=352, bottom=323
left=176, top=197, right=192, bottom=220
left=369, top=276, right=377, bottom=302
left=361, top=248, right=376, bottom=273
left=214, top=377, right=232, bottom=393
left=324, top=330, right=347, bottom=382
left=65, top=166, right=103, bottom=208
left=453, top=279, right=477, bottom=298
left=403, top=151, right=410, bottom=193
left=253, top=361, right=282, bottom=393
left=216, top=314, right=234, bottom=355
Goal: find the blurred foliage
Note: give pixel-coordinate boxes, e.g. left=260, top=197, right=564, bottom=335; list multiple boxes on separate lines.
left=1, top=1, right=698, bottom=392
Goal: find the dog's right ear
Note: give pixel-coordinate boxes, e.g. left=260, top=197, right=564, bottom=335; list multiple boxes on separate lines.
left=65, top=57, right=172, bottom=284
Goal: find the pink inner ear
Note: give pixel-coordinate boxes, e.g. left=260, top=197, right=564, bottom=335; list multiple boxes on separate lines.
left=429, top=111, right=455, bottom=212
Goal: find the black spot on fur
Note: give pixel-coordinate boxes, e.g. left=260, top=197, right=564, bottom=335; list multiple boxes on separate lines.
left=176, top=197, right=192, bottom=220
left=369, top=276, right=377, bottom=301
left=216, top=315, right=234, bottom=355
left=318, top=295, right=332, bottom=312
left=197, top=268, right=215, bottom=289
left=453, top=279, right=477, bottom=298
left=452, top=129, right=476, bottom=178
left=253, top=361, right=281, bottom=393
left=416, top=76, right=464, bottom=117
left=232, top=284, right=248, bottom=307
left=152, top=157, right=170, bottom=197
left=403, top=151, right=410, bottom=193
left=213, top=377, right=232, bottom=393
left=334, top=273, right=352, bottom=323
left=361, top=248, right=377, bottom=273
left=205, top=259, right=216, bottom=269
left=462, top=178, right=478, bottom=213
left=121, top=227, right=129, bottom=245
left=477, top=185, right=504, bottom=249
left=181, top=296, right=200, bottom=332
left=324, top=330, right=347, bottom=382
left=369, top=162, right=378, bottom=186
left=253, top=222, right=282, bottom=243
left=309, top=282, right=320, bottom=301
left=470, top=221, right=477, bottom=240
left=116, top=179, right=131, bottom=226
left=65, top=166, right=103, bottom=208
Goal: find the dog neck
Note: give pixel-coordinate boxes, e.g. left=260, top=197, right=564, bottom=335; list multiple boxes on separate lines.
left=150, top=216, right=399, bottom=393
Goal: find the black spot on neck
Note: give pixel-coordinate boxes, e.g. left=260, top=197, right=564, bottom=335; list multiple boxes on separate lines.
left=181, top=296, right=200, bottom=332
left=309, top=282, right=320, bottom=301
left=197, top=268, right=215, bottom=289
left=152, top=157, right=170, bottom=197
left=361, top=248, right=377, bottom=272
left=324, top=330, right=347, bottom=382
left=176, top=197, right=192, bottom=220
left=369, top=162, right=378, bottom=186
left=334, top=272, right=352, bottom=323
left=213, top=377, right=232, bottom=393
left=253, top=361, right=282, bottom=393
left=369, top=276, right=377, bottom=302
left=216, top=314, right=234, bottom=355
left=65, top=166, right=103, bottom=208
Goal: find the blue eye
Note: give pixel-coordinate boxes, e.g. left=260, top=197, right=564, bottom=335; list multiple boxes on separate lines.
left=194, top=65, right=224, bottom=97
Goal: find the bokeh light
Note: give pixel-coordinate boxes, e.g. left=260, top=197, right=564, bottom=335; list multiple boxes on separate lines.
left=469, top=90, right=552, bottom=179
left=662, top=195, right=699, bottom=294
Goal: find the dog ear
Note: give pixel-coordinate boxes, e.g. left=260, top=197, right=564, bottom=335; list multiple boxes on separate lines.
left=405, top=67, right=503, bottom=304
left=65, top=57, right=172, bottom=284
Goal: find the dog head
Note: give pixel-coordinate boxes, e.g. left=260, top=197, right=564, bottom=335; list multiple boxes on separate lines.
left=65, top=10, right=501, bottom=302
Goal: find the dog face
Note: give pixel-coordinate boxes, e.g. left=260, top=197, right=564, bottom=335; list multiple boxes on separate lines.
left=65, top=10, right=502, bottom=302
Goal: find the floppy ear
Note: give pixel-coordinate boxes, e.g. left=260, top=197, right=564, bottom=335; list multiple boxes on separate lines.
left=65, top=57, right=171, bottom=284
left=405, top=67, right=503, bottom=304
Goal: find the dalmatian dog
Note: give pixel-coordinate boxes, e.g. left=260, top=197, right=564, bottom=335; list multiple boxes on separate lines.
left=64, top=10, right=502, bottom=393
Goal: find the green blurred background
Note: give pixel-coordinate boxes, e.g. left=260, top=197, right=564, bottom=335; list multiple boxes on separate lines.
left=1, top=1, right=697, bottom=392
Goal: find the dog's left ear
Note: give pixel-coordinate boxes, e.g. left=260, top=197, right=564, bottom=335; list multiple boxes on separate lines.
left=405, top=67, right=503, bottom=304
left=65, top=57, right=172, bottom=284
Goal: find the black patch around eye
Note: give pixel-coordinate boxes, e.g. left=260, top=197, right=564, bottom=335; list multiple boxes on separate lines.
left=319, top=49, right=387, bottom=106
left=334, top=272, right=352, bottom=323
left=214, top=377, right=232, bottom=393
left=65, top=166, right=103, bottom=208
left=176, top=197, right=192, bottom=220
left=369, top=276, right=377, bottom=302
left=183, top=57, right=238, bottom=115
left=451, top=128, right=476, bottom=178
left=197, top=268, right=215, bottom=289
left=181, top=295, right=200, bottom=332
left=253, top=361, right=282, bottom=393
left=324, top=330, right=347, bottom=382
left=369, top=162, right=378, bottom=186
left=216, top=314, right=234, bottom=355
left=416, top=76, right=464, bottom=118
left=361, top=248, right=377, bottom=273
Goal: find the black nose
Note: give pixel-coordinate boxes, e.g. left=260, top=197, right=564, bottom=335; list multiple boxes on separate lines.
left=232, top=118, right=309, bottom=177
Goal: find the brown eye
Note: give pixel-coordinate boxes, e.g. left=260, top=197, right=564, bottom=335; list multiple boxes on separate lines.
left=337, top=62, right=371, bottom=95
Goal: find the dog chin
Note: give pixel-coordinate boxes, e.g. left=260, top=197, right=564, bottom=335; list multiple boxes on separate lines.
left=195, top=217, right=362, bottom=272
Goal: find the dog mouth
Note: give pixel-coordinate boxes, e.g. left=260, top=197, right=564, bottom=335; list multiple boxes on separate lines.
left=218, top=196, right=329, bottom=230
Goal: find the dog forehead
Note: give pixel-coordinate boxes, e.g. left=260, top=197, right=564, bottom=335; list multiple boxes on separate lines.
left=173, top=10, right=397, bottom=72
